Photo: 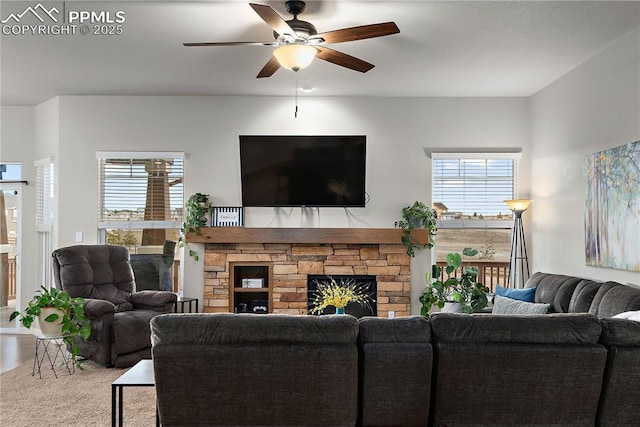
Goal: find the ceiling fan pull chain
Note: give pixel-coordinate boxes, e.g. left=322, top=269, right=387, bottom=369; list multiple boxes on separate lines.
left=294, top=77, right=299, bottom=118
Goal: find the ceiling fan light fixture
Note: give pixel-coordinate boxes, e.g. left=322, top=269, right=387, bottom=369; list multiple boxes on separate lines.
left=273, top=44, right=318, bottom=72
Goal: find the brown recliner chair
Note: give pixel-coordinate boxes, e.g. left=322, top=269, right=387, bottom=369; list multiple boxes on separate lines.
left=52, top=244, right=177, bottom=368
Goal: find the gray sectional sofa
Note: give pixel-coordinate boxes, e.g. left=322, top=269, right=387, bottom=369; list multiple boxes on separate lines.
left=150, top=272, right=640, bottom=426
left=525, top=272, right=640, bottom=316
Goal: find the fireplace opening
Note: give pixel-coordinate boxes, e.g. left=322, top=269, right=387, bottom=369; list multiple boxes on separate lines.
left=307, top=275, right=377, bottom=318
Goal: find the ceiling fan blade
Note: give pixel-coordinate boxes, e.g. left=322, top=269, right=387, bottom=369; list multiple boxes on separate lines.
left=315, top=46, right=374, bottom=73
left=250, top=3, right=296, bottom=38
left=314, top=22, right=400, bottom=44
left=183, top=41, right=277, bottom=47
left=257, top=56, right=281, bottom=78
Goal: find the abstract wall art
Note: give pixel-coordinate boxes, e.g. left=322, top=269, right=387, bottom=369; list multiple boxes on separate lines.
left=583, top=140, right=640, bottom=271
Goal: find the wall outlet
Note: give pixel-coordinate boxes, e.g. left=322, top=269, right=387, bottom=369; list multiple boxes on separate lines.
left=388, top=311, right=395, bottom=319
left=75, top=231, right=82, bottom=242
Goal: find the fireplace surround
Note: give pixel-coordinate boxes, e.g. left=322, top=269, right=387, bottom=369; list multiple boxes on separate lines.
left=188, top=227, right=428, bottom=317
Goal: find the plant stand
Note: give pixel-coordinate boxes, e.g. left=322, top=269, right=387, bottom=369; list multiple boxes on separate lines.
left=32, top=335, right=75, bottom=379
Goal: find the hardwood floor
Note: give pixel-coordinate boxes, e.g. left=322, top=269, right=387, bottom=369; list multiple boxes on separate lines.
left=0, top=334, right=36, bottom=374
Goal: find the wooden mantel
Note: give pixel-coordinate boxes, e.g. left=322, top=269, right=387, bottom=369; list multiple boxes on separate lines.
left=186, top=227, right=428, bottom=245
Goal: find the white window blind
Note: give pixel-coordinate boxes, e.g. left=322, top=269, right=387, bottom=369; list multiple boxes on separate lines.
left=96, top=152, right=184, bottom=229
left=432, top=153, right=520, bottom=228
left=34, top=157, right=53, bottom=232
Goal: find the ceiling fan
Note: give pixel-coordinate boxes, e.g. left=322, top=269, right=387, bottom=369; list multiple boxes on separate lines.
left=183, top=1, right=400, bottom=78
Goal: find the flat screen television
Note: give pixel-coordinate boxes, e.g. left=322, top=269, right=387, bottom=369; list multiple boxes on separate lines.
left=239, top=135, right=366, bottom=207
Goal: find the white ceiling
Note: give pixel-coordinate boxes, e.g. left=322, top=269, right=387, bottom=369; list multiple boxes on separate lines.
left=1, top=1, right=639, bottom=106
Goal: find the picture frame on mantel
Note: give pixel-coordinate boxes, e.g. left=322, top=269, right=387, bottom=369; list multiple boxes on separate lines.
left=212, top=207, right=244, bottom=227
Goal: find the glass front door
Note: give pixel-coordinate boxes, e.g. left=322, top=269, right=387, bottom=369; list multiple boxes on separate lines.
left=1, top=185, right=21, bottom=330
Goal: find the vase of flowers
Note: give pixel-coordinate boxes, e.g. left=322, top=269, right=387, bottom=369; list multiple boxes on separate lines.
left=308, top=277, right=374, bottom=316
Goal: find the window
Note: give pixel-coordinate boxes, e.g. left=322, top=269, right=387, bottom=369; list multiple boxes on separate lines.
left=97, top=152, right=184, bottom=253
left=433, top=156, right=516, bottom=219
left=34, top=158, right=53, bottom=232
left=431, top=152, right=521, bottom=289
left=34, top=158, right=54, bottom=290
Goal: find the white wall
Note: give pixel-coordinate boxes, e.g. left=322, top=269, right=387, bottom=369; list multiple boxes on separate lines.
left=3, top=28, right=637, bottom=321
left=0, top=106, right=37, bottom=324
left=530, top=28, right=640, bottom=285
left=48, top=95, right=529, bottom=312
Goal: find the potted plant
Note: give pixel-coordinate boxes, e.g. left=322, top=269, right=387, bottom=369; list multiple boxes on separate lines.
left=419, top=247, right=489, bottom=315
left=308, top=277, right=375, bottom=315
left=179, top=192, right=212, bottom=261
left=10, top=286, right=91, bottom=367
left=394, top=201, right=437, bottom=257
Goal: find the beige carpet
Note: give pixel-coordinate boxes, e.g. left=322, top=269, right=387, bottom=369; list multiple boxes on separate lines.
left=0, top=359, right=156, bottom=426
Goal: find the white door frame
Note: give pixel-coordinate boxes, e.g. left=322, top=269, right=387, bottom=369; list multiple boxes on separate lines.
left=0, top=183, right=23, bottom=333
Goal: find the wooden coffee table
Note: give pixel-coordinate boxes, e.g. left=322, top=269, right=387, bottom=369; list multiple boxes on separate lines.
left=111, top=359, right=158, bottom=427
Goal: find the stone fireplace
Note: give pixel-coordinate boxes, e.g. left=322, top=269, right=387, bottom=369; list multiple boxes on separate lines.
left=189, top=227, right=427, bottom=318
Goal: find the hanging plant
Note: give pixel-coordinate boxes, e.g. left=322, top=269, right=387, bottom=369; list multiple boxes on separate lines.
left=394, top=201, right=437, bottom=257
left=179, top=192, right=212, bottom=261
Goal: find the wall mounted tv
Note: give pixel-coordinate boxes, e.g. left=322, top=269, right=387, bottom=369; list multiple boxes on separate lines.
left=239, top=135, right=366, bottom=207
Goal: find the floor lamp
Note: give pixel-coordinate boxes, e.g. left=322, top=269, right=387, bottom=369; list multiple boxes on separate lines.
left=504, top=199, right=533, bottom=289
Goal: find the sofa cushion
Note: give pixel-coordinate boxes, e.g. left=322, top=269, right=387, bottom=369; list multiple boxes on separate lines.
left=52, top=245, right=135, bottom=306
left=358, top=316, right=431, bottom=343
left=525, top=272, right=583, bottom=312
left=430, top=313, right=602, bottom=345
left=495, top=285, right=536, bottom=302
left=492, top=295, right=550, bottom=314
left=130, top=290, right=177, bottom=312
left=357, top=317, right=432, bottom=427
left=113, top=309, right=157, bottom=355
left=430, top=313, right=607, bottom=427
left=152, top=313, right=358, bottom=345
left=597, top=346, right=640, bottom=426
left=597, top=318, right=640, bottom=426
left=589, top=282, right=640, bottom=318
left=568, top=280, right=602, bottom=313
left=600, top=318, right=640, bottom=347
left=151, top=314, right=359, bottom=427
left=432, top=342, right=606, bottom=426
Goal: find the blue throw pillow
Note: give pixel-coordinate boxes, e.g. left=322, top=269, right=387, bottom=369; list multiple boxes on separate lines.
left=495, top=285, right=536, bottom=302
